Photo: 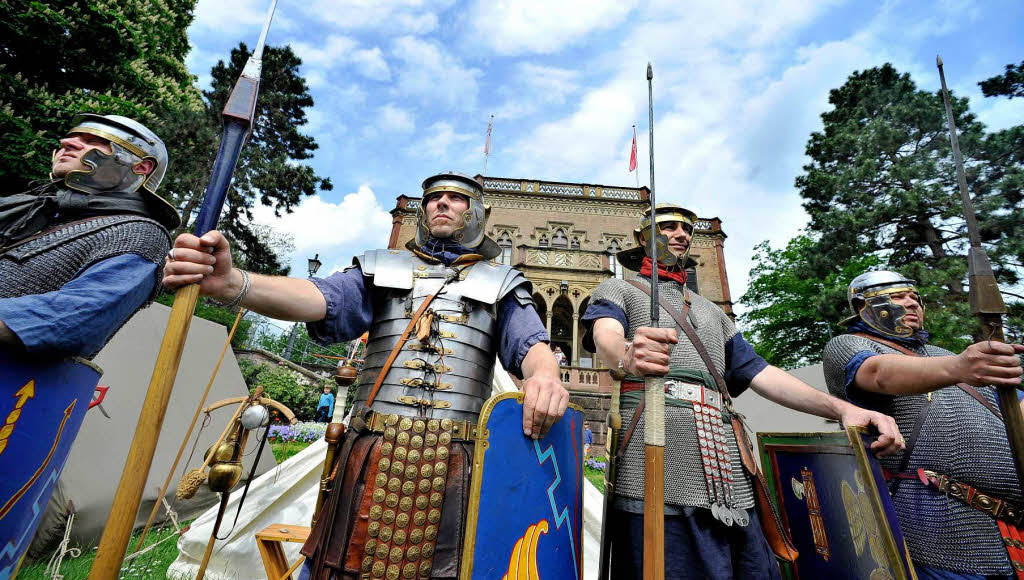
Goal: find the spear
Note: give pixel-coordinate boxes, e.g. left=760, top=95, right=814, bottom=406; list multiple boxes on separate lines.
left=89, top=2, right=279, bottom=576
left=936, top=55, right=1024, bottom=485
left=643, top=61, right=666, bottom=580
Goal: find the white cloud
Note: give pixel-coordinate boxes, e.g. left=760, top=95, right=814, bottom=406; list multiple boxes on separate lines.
left=191, top=0, right=268, bottom=33
left=290, top=35, right=390, bottom=82
left=303, top=0, right=452, bottom=34
left=469, top=0, right=638, bottom=55
left=391, top=36, right=482, bottom=108
left=352, top=47, right=391, bottom=81
left=404, top=122, right=476, bottom=161
left=377, top=104, right=416, bottom=134
left=495, top=64, right=582, bottom=119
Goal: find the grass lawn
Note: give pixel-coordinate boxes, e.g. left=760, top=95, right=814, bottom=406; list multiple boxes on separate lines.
left=271, top=440, right=314, bottom=463
left=584, top=455, right=608, bottom=494
left=16, top=519, right=189, bottom=580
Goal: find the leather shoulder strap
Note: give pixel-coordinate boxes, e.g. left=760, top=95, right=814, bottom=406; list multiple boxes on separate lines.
left=850, top=333, right=1002, bottom=421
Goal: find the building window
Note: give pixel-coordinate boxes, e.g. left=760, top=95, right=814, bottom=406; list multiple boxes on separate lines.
left=570, top=236, right=580, bottom=250
left=686, top=267, right=698, bottom=293
left=608, top=240, right=623, bottom=279
left=551, top=229, right=568, bottom=249
left=539, top=234, right=549, bottom=247
left=498, top=232, right=513, bottom=265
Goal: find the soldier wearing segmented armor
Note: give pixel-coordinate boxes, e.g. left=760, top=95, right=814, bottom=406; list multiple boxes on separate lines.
left=162, top=172, right=569, bottom=580
left=823, top=271, right=1024, bottom=580
left=584, top=204, right=904, bottom=580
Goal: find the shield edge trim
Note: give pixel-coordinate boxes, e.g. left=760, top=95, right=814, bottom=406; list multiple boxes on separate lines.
left=757, top=426, right=915, bottom=580
left=458, top=391, right=584, bottom=580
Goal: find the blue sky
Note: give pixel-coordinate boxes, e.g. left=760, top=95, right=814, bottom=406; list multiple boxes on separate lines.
left=185, top=0, right=1024, bottom=316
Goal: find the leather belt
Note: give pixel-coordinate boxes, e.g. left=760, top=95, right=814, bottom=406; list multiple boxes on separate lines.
left=919, top=469, right=1024, bottom=527
left=364, top=410, right=479, bottom=442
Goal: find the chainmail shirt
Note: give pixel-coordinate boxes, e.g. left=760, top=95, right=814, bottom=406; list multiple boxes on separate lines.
left=589, top=276, right=755, bottom=513
left=823, top=333, right=1021, bottom=575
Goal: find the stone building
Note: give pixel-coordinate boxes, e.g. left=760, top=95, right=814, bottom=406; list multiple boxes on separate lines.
left=387, top=175, right=736, bottom=448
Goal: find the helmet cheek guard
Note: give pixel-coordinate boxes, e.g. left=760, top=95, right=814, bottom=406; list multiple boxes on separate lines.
left=843, top=270, right=922, bottom=339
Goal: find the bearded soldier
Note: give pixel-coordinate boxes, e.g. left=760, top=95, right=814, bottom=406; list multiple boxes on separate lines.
left=584, top=204, right=904, bottom=580
left=823, top=271, right=1024, bottom=579
left=162, top=172, right=568, bottom=579
left=0, top=114, right=179, bottom=355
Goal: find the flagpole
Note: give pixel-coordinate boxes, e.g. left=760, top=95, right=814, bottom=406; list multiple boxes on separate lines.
left=483, top=114, right=493, bottom=175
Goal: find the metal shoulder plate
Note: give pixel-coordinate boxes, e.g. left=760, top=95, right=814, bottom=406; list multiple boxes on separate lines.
left=458, top=263, right=531, bottom=305
left=355, top=249, right=414, bottom=290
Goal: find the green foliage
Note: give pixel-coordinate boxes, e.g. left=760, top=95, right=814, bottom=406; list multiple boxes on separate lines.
left=270, top=440, right=313, bottom=463
left=237, top=358, right=328, bottom=421
left=980, top=61, right=1024, bottom=99
left=740, top=236, right=882, bottom=368
left=153, top=293, right=253, bottom=347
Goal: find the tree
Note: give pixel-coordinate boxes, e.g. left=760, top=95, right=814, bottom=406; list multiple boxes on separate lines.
left=166, top=43, right=333, bottom=275
left=0, top=1, right=203, bottom=192
left=739, top=236, right=881, bottom=368
left=980, top=61, right=1024, bottom=99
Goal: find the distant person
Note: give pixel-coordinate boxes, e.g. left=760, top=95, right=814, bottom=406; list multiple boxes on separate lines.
left=584, top=421, right=594, bottom=457
left=315, top=385, right=334, bottom=423
left=553, top=345, right=568, bottom=366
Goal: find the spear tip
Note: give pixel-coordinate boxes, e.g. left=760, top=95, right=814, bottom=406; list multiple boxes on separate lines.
left=647, top=62, right=653, bottom=80
left=936, top=54, right=944, bottom=68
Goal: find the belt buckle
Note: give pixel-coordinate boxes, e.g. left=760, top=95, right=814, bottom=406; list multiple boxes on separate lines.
left=704, top=389, right=722, bottom=409
left=666, top=380, right=699, bottom=402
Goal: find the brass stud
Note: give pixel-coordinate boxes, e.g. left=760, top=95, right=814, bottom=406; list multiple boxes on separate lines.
left=430, top=492, right=442, bottom=507
left=383, top=509, right=396, bottom=525
left=386, top=493, right=399, bottom=508
left=390, top=546, right=404, bottom=563
left=400, top=417, right=413, bottom=431
left=372, top=560, right=385, bottom=577
left=440, top=418, right=452, bottom=430
left=391, top=461, right=405, bottom=476
left=411, top=435, right=424, bottom=449
left=400, top=496, right=413, bottom=511
left=397, top=432, right=410, bottom=446
left=425, top=433, right=438, bottom=447
left=413, top=511, right=426, bottom=527
left=370, top=505, right=383, bottom=521
left=379, top=526, right=393, bottom=543
left=394, top=529, right=407, bottom=545
left=423, top=448, right=436, bottom=462
left=381, top=442, right=393, bottom=456
left=421, top=464, right=433, bottom=478
left=422, top=543, right=434, bottom=558
left=407, top=449, right=420, bottom=463
left=362, top=556, right=374, bottom=572
left=410, top=527, right=424, bottom=544
left=396, top=512, right=409, bottom=528
left=387, top=563, right=400, bottom=580
left=404, top=562, right=418, bottom=578
left=408, top=545, right=421, bottom=562
left=378, top=458, right=391, bottom=472
left=405, top=465, right=419, bottom=480
left=385, top=414, right=399, bottom=426
left=439, top=433, right=451, bottom=445
left=416, top=495, right=429, bottom=510
left=434, top=462, right=447, bottom=477
left=365, top=539, right=377, bottom=554
left=368, top=521, right=380, bottom=537
left=418, top=479, right=431, bottom=494
left=436, top=447, right=449, bottom=460
left=389, top=477, right=402, bottom=492
left=413, top=420, right=425, bottom=434
left=376, top=473, right=388, bottom=487
left=402, top=481, right=416, bottom=496
left=428, top=509, right=441, bottom=524
left=419, top=561, right=432, bottom=576
left=425, top=525, right=437, bottom=541
left=427, top=419, right=440, bottom=432
left=384, top=427, right=396, bottom=441
left=432, top=477, right=445, bottom=492
left=394, top=447, right=407, bottom=461
left=373, top=488, right=386, bottom=503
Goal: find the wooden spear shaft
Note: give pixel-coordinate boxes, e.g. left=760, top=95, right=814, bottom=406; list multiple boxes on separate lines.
left=643, top=61, right=666, bottom=580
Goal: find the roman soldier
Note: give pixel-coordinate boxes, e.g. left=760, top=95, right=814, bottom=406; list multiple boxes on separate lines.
left=823, top=270, right=1024, bottom=579
left=584, top=204, right=903, bottom=579
left=162, top=171, right=569, bottom=579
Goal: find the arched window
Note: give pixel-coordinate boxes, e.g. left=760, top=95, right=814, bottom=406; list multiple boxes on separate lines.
left=551, top=229, right=568, bottom=248
left=608, top=240, right=623, bottom=279
left=570, top=236, right=580, bottom=250
left=539, top=234, right=549, bottom=247
left=497, top=232, right=513, bottom=265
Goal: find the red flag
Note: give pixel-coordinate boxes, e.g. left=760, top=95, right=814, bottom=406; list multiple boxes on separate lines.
left=628, top=126, right=638, bottom=172
left=484, top=115, right=493, bottom=155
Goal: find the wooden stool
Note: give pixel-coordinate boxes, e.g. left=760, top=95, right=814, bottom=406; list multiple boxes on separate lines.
left=255, top=523, right=310, bottom=580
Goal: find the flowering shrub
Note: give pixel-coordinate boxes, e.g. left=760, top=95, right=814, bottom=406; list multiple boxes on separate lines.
left=268, top=421, right=328, bottom=443
left=585, top=458, right=607, bottom=471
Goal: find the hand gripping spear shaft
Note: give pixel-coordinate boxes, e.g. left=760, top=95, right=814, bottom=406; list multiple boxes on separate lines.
left=643, top=61, right=666, bottom=580
left=89, top=2, right=279, bottom=577
left=936, top=55, right=1024, bottom=486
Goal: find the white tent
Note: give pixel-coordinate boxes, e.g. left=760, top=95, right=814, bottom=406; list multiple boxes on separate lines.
left=169, top=363, right=605, bottom=580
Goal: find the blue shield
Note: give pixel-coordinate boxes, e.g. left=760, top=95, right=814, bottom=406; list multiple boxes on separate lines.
left=0, top=350, right=101, bottom=579
left=758, top=427, right=916, bottom=580
left=460, top=393, right=585, bottom=580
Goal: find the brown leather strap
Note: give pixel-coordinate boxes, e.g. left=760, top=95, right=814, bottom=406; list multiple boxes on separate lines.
left=891, top=394, right=933, bottom=493
left=851, top=333, right=1003, bottom=420
left=616, top=397, right=645, bottom=462
left=364, top=292, right=439, bottom=407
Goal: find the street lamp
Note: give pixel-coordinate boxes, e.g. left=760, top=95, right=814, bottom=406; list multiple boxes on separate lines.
left=284, top=253, right=323, bottom=359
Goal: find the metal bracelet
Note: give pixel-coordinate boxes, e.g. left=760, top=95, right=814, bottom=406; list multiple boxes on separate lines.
left=211, top=268, right=251, bottom=310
